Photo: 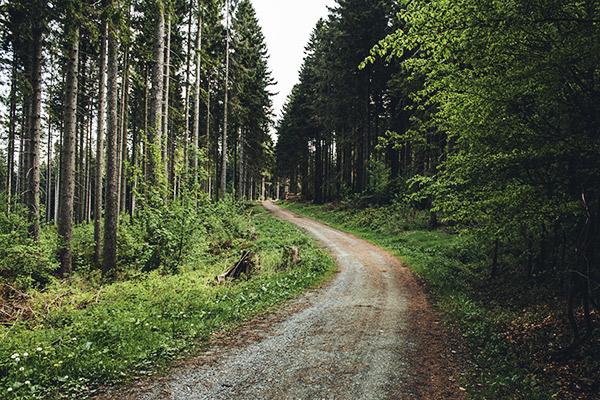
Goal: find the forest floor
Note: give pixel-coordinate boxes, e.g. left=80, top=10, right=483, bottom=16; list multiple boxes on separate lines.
left=105, top=201, right=466, bottom=399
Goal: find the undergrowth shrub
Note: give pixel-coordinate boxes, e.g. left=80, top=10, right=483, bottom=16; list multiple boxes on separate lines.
left=71, top=223, right=95, bottom=274
left=0, top=204, right=336, bottom=399
left=0, top=199, right=58, bottom=292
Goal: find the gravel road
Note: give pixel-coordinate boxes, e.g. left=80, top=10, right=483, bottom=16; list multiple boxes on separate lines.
left=127, top=202, right=464, bottom=400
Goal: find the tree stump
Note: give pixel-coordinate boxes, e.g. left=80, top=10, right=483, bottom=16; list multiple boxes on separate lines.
left=216, top=251, right=259, bottom=284
left=281, top=246, right=301, bottom=269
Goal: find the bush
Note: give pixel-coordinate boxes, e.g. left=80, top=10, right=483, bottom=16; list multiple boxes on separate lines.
left=0, top=199, right=58, bottom=292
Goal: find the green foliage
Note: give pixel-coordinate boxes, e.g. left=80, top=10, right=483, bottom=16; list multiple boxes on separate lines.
left=0, top=204, right=335, bottom=399
left=279, top=201, right=565, bottom=399
left=0, top=197, right=58, bottom=292
left=135, top=195, right=200, bottom=274
left=364, top=158, right=391, bottom=204
left=281, top=200, right=429, bottom=235
left=373, top=0, right=600, bottom=244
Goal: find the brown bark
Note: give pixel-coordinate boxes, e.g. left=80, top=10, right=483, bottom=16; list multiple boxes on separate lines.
left=45, top=101, right=52, bottom=223
left=19, top=101, right=28, bottom=204
left=94, top=23, right=107, bottom=266
left=216, top=251, right=259, bottom=283
left=162, top=17, right=171, bottom=178
left=148, top=0, right=165, bottom=186
left=25, top=24, right=43, bottom=240
left=221, top=0, right=230, bottom=201
left=238, top=128, right=244, bottom=200
left=183, top=6, right=193, bottom=176
left=7, top=57, right=17, bottom=213
left=102, top=9, right=119, bottom=278
left=119, top=46, right=131, bottom=215
left=205, top=78, right=211, bottom=193
left=58, top=22, right=79, bottom=277
left=86, top=107, right=92, bottom=222
left=192, top=5, right=202, bottom=202
left=76, top=56, right=87, bottom=224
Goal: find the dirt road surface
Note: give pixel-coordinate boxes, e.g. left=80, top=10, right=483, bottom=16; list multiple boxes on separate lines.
left=123, top=202, right=464, bottom=399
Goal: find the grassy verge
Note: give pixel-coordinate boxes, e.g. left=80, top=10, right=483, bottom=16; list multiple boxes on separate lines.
left=0, top=204, right=336, bottom=399
left=277, top=200, right=597, bottom=400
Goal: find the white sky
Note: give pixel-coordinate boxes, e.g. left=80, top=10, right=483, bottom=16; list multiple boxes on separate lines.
left=250, top=0, right=337, bottom=124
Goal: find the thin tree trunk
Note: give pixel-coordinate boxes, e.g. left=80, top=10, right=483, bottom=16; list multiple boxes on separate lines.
left=18, top=111, right=26, bottom=204
left=221, top=0, right=230, bottom=201
left=131, top=125, right=138, bottom=218
left=58, top=22, right=79, bottom=277
left=77, top=56, right=88, bottom=224
left=192, top=5, right=202, bottom=204
left=86, top=109, right=93, bottom=222
left=248, top=175, right=252, bottom=200
left=120, top=90, right=129, bottom=215
left=162, top=17, right=171, bottom=177
left=183, top=6, right=193, bottom=176
left=116, top=44, right=129, bottom=215
left=142, top=65, right=149, bottom=184
left=102, top=9, right=120, bottom=278
left=46, top=111, right=52, bottom=223
left=149, top=0, right=165, bottom=186
left=119, top=47, right=130, bottom=215
left=54, top=122, right=61, bottom=223
left=238, top=127, right=243, bottom=200
left=26, top=25, right=43, bottom=240
left=7, top=57, right=17, bottom=213
left=205, top=78, right=211, bottom=192
left=94, top=22, right=107, bottom=266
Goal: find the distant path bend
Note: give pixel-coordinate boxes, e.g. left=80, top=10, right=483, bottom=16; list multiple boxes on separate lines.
left=135, top=201, right=464, bottom=400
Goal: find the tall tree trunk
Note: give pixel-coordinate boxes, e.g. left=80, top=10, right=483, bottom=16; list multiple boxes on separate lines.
left=192, top=5, right=202, bottom=202
left=131, top=125, right=138, bottom=217
left=7, top=56, right=17, bottom=213
left=221, top=0, right=231, bottom=201
left=205, top=78, right=211, bottom=193
left=142, top=65, right=149, bottom=184
left=119, top=46, right=131, bottom=215
left=58, top=22, right=79, bottom=277
left=86, top=109, right=93, bottom=222
left=26, top=25, right=43, bottom=240
left=17, top=119, right=23, bottom=203
left=77, top=56, right=88, bottom=224
left=54, top=121, right=62, bottom=223
left=221, top=0, right=230, bottom=201
left=183, top=6, right=193, bottom=176
left=238, top=127, right=244, bottom=200
left=116, top=44, right=129, bottom=215
left=162, top=16, right=171, bottom=177
left=46, top=107, right=53, bottom=223
left=19, top=100, right=29, bottom=205
left=102, top=9, right=119, bottom=278
left=94, top=23, right=107, bottom=266
left=120, top=89, right=129, bottom=215
left=148, top=0, right=165, bottom=186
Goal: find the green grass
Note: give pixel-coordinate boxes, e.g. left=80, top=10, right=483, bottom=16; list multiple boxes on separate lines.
left=278, top=200, right=563, bottom=400
left=0, top=204, right=336, bottom=399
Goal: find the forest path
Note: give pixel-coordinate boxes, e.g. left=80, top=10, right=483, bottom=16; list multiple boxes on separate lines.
left=129, top=202, right=464, bottom=399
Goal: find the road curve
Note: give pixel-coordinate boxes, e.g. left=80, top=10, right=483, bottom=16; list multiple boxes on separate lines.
left=132, top=202, right=464, bottom=400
